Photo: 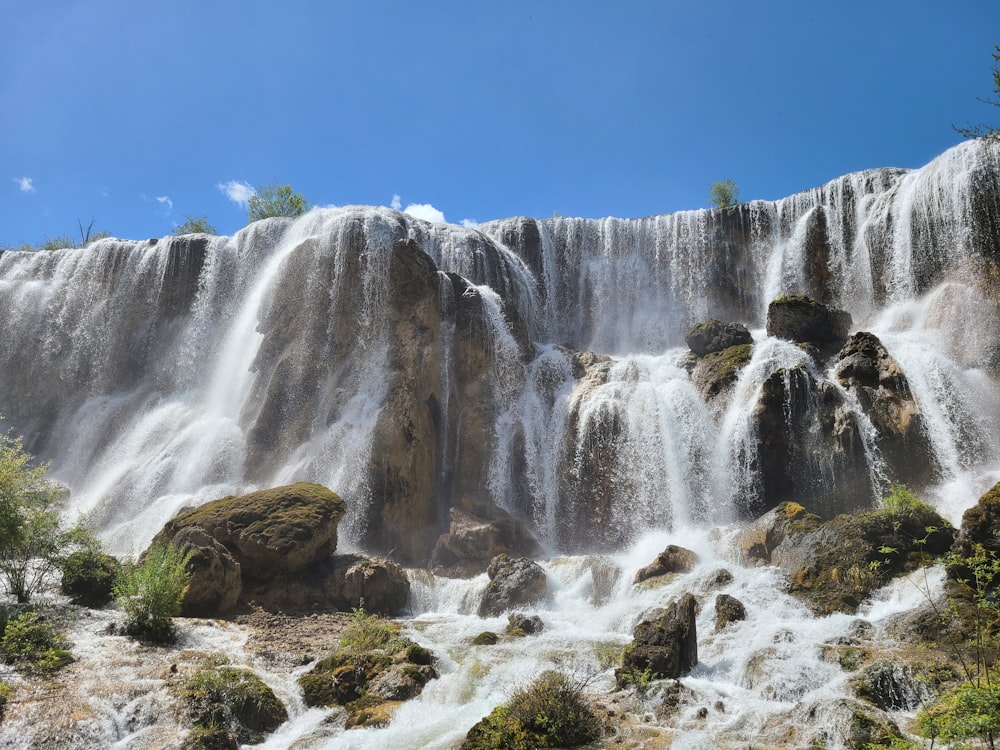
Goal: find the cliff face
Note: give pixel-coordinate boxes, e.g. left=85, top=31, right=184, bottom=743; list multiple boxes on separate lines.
left=1, top=140, right=999, bottom=563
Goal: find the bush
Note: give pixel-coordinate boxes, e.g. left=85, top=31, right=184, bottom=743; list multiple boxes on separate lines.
left=60, top=549, right=120, bottom=607
left=0, top=610, right=72, bottom=674
left=247, top=183, right=308, bottom=223
left=462, top=670, right=601, bottom=749
left=339, top=604, right=402, bottom=653
left=882, top=484, right=934, bottom=516
left=709, top=178, right=739, bottom=209
left=173, top=216, right=217, bottom=236
left=114, top=542, right=192, bottom=644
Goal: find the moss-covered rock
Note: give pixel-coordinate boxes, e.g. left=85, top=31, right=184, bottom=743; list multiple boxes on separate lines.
left=685, top=319, right=753, bottom=357
left=152, top=482, right=345, bottom=578
left=473, top=631, right=499, bottom=646
left=690, top=343, right=753, bottom=407
left=173, top=664, right=288, bottom=745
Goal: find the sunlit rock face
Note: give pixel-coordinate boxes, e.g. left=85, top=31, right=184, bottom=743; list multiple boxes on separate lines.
left=0, top=141, right=998, bottom=562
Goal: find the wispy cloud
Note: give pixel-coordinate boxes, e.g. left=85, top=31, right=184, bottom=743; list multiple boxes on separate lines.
left=404, top=202, right=446, bottom=224
left=13, top=177, right=35, bottom=193
left=390, top=194, right=402, bottom=211
left=217, top=180, right=255, bottom=208
left=461, top=218, right=478, bottom=228
left=156, top=195, right=173, bottom=212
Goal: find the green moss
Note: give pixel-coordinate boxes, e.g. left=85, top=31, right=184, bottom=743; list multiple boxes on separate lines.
left=472, top=631, right=499, bottom=646
left=700, top=343, right=753, bottom=379
left=0, top=611, right=73, bottom=675
left=174, top=664, right=287, bottom=744
left=181, top=726, right=239, bottom=750
left=406, top=643, right=431, bottom=665
left=461, top=671, right=601, bottom=749
left=298, top=672, right=343, bottom=707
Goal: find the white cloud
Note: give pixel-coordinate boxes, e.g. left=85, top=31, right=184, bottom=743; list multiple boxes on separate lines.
left=217, top=180, right=256, bottom=208
left=404, top=203, right=446, bottom=224
left=390, top=194, right=402, bottom=211
left=13, top=177, right=35, bottom=193
left=156, top=195, right=173, bottom=212
left=461, top=218, right=478, bottom=228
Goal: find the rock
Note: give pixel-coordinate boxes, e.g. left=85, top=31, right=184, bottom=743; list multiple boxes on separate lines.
left=472, top=632, right=499, bottom=646
left=506, top=612, right=543, bottom=635
left=324, top=554, right=410, bottom=616
left=835, top=332, right=937, bottom=486
left=175, top=666, right=288, bottom=745
left=766, top=294, right=852, bottom=344
left=172, top=526, right=243, bottom=617
left=478, top=555, right=547, bottom=617
left=950, top=481, right=1000, bottom=590
left=368, top=663, right=439, bottom=701
left=685, top=319, right=753, bottom=357
left=690, top=343, right=753, bottom=409
left=704, top=568, right=734, bottom=589
left=634, top=544, right=699, bottom=584
left=151, top=483, right=345, bottom=578
left=714, top=594, right=747, bottom=631
left=429, top=502, right=542, bottom=578
left=851, top=659, right=927, bottom=711
left=617, top=593, right=698, bottom=685
left=738, top=501, right=819, bottom=565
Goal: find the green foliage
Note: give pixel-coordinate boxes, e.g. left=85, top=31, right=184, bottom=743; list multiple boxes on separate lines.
left=918, top=682, right=1000, bottom=747
left=114, top=542, right=192, bottom=644
left=955, top=44, right=1000, bottom=142
left=60, top=548, right=121, bottom=607
left=882, top=484, right=934, bottom=516
left=0, top=431, right=83, bottom=603
left=247, top=183, right=309, bottom=223
left=173, top=216, right=218, bottom=235
left=462, top=670, right=602, bottom=750
left=0, top=610, right=72, bottom=674
left=173, top=662, right=288, bottom=744
left=709, top=178, right=739, bottom=209
left=339, top=603, right=402, bottom=653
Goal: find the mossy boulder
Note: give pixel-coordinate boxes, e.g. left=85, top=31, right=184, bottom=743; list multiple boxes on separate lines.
left=152, top=482, right=345, bottom=578
left=685, top=319, right=753, bottom=357
left=690, top=343, right=753, bottom=407
left=173, top=665, right=288, bottom=745
left=950, top=481, right=1000, bottom=591
left=616, top=593, right=698, bottom=686
left=776, top=500, right=954, bottom=615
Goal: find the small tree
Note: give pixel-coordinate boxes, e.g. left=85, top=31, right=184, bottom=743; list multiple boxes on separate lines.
left=114, top=542, right=192, bottom=644
left=709, top=179, right=739, bottom=209
left=247, top=183, right=309, bottom=223
left=955, top=44, right=1000, bottom=141
left=0, top=432, right=78, bottom=603
left=173, top=215, right=217, bottom=235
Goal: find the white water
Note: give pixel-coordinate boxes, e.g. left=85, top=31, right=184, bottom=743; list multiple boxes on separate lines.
left=0, top=140, right=998, bottom=746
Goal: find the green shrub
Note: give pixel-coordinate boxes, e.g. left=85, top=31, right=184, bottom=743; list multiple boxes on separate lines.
left=339, top=604, right=402, bottom=653
left=882, top=484, right=934, bottom=516
left=462, top=670, right=601, bottom=749
left=247, top=183, right=308, bottom=223
left=0, top=610, right=72, bottom=674
left=60, top=549, right=120, bottom=607
left=114, top=542, right=192, bottom=644
left=917, top=682, right=1000, bottom=747
left=174, top=664, right=287, bottom=744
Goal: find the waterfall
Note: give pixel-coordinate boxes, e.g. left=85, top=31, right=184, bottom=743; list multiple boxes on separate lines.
left=1, top=139, right=999, bottom=747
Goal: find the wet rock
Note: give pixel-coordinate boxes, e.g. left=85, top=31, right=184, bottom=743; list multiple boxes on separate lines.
left=714, top=594, right=747, bottom=631
left=472, top=631, right=499, bottom=646
left=172, top=526, right=243, bottom=617
left=634, top=545, right=699, bottom=584
left=478, top=555, right=547, bottom=617
left=689, top=343, right=753, bottom=410
left=851, top=659, right=927, bottom=711
left=950, top=481, right=1000, bottom=591
left=617, top=593, right=698, bottom=685
left=506, top=612, right=543, bottom=635
left=703, top=568, right=734, bottom=589
left=151, top=483, right=345, bottom=577
left=368, top=663, right=439, bottom=701
left=685, top=319, right=753, bottom=357
left=738, top=501, right=819, bottom=565
left=835, top=331, right=937, bottom=486
left=429, top=502, right=542, bottom=578
left=766, top=294, right=852, bottom=344
left=324, top=554, right=411, bottom=616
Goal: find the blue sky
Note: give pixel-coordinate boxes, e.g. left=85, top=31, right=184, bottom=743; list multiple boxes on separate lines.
left=2, top=1, right=999, bottom=244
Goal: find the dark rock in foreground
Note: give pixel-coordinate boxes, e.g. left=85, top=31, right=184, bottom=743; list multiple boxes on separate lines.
left=617, top=593, right=698, bottom=686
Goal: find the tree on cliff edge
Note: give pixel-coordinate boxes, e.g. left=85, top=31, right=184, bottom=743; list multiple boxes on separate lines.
left=247, top=183, right=309, bottom=223
left=955, top=44, right=1000, bottom=142
left=709, top=179, right=739, bottom=209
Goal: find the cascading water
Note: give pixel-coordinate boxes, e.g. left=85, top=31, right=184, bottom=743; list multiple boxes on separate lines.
left=0, top=139, right=999, bottom=747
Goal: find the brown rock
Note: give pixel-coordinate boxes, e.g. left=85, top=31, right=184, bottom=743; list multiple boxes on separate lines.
left=685, top=319, right=752, bottom=357
left=478, top=555, right=547, bottom=617
left=634, top=545, right=699, bottom=584
left=172, top=526, right=242, bottom=617
left=617, top=593, right=698, bottom=685
left=714, top=594, right=747, bottom=631
left=429, top=502, right=542, bottom=578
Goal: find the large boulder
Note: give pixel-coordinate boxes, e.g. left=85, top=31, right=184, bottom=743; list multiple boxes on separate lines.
left=834, top=332, right=937, bottom=486
left=766, top=295, right=852, bottom=344
left=478, top=555, right=547, bottom=617
left=689, top=343, right=753, bottom=410
left=617, top=593, right=698, bottom=685
left=324, top=554, right=411, bottom=615
left=152, top=483, right=345, bottom=578
left=714, top=594, right=747, bottom=632
left=685, top=319, right=753, bottom=357
left=949, top=482, right=1000, bottom=592
left=428, top=502, right=542, bottom=578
